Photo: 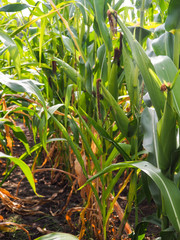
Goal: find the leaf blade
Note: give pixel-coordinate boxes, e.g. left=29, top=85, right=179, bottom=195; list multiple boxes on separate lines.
left=0, top=152, right=38, bottom=196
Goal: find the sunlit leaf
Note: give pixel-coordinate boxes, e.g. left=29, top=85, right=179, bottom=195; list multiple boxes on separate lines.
left=0, top=3, right=31, bottom=12
left=101, top=84, right=129, bottom=137
left=116, top=13, right=165, bottom=119
left=62, top=35, right=75, bottom=54
left=0, top=30, right=21, bottom=78
left=54, top=57, right=85, bottom=86
left=0, top=119, right=30, bottom=155
left=0, top=152, right=38, bottom=196
left=151, top=56, right=180, bottom=117
left=93, top=0, right=113, bottom=52
left=34, top=232, right=78, bottom=240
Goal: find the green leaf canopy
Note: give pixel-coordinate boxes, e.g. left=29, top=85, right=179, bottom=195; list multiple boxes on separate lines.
left=165, top=0, right=180, bottom=31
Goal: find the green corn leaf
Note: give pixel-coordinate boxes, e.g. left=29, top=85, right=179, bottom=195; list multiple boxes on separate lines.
left=0, top=3, right=31, bottom=12
left=159, top=0, right=169, bottom=13
left=115, top=14, right=165, bottom=119
left=125, top=171, right=137, bottom=215
left=20, top=62, right=51, bottom=70
left=0, top=152, right=39, bottom=196
left=101, top=84, right=129, bottom=137
left=65, top=85, right=74, bottom=128
left=34, top=232, right=78, bottom=240
left=85, top=61, right=93, bottom=93
left=47, top=104, right=64, bottom=120
left=0, top=119, right=30, bottom=155
left=54, top=57, right=85, bottom=86
left=0, top=73, right=48, bottom=151
left=128, top=26, right=151, bottom=42
left=135, top=161, right=180, bottom=233
left=93, top=0, right=113, bottom=52
left=39, top=18, right=46, bottom=67
left=0, top=30, right=21, bottom=78
left=141, top=107, right=159, bottom=167
left=108, top=57, right=118, bottom=101
left=0, top=73, right=46, bottom=109
left=62, top=35, right=75, bottom=55
left=79, top=162, right=136, bottom=188
left=165, top=0, right=180, bottom=68
left=38, top=114, right=47, bottom=154
left=20, top=138, right=67, bottom=162
left=10, top=1, right=73, bottom=38
left=7, top=106, right=40, bottom=120
left=113, top=0, right=124, bottom=11
left=165, top=0, right=180, bottom=31
left=81, top=161, right=180, bottom=232
left=105, top=143, right=131, bottom=167
left=49, top=0, right=86, bottom=63
left=97, top=44, right=108, bottom=83
left=157, top=89, right=176, bottom=174
left=105, top=168, right=132, bottom=228
left=49, top=112, right=103, bottom=211
left=141, top=107, right=167, bottom=207
left=0, top=77, right=46, bottom=111
left=152, top=32, right=174, bottom=59
left=151, top=56, right=180, bottom=117
left=72, top=107, right=103, bottom=155
left=70, top=114, right=102, bottom=173
left=48, top=112, right=87, bottom=176
left=76, top=0, right=89, bottom=25
left=104, top=168, right=125, bottom=200
left=80, top=109, right=132, bottom=162
left=123, top=45, right=139, bottom=108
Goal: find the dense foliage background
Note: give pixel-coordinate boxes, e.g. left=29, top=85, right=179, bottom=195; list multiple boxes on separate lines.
left=0, top=0, right=180, bottom=239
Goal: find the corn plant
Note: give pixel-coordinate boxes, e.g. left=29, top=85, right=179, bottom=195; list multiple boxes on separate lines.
left=1, top=0, right=180, bottom=239
left=81, top=1, right=180, bottom=239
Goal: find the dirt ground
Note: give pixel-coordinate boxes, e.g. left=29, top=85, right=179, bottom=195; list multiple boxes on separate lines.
left=0, top=122, right=160, bottom=240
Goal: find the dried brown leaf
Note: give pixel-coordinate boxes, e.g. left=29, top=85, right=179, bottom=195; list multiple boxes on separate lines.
left=74, top=157, right=90, bottom=200
left=0, top=222, right=31, bottom=240
left=66, top=207, right=83, bottom=230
